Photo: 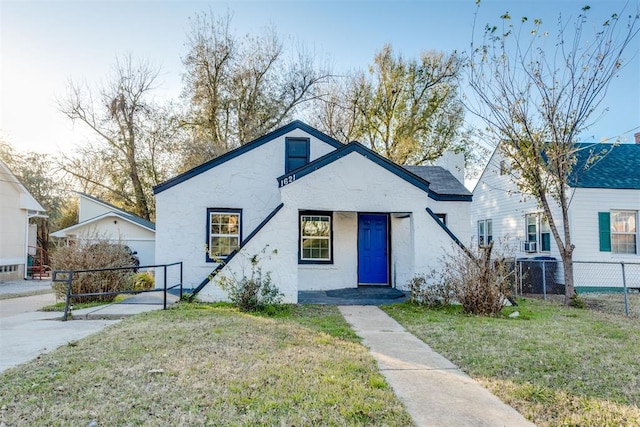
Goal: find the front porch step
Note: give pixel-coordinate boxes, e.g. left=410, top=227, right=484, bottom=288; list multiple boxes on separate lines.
left=299, top=287, right=407, bottom=305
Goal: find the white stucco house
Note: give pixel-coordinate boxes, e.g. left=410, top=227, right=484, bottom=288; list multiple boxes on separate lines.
left=51, top=193, right=156, bottom=267
left=471, top=140, right=640, bottom=290
left=154, top=120, right=471, bottom=303
left=0, top=159, right=47, bottom=280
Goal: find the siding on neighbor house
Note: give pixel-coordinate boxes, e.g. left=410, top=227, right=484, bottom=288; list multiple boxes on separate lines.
left=79, top=196, right=113, bottom=222
left=569, top=188, right=640, bottom=262
left=0, top=174, right=27, bottom=261
left=470, top=150, right=564, bottom=260
left=0, top=161, right=45, bottom=279
left=154, top=129, right=339, bottom=292
left=62, top=217, right=156, bottom=267
left=472, top=149, right=640, bottom=290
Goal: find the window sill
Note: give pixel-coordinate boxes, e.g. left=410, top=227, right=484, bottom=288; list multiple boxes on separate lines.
left=298, top=260, right=333, bottom=265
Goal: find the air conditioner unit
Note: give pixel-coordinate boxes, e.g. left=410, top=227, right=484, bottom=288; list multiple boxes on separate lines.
left=522, top=241, right=537, bottom=253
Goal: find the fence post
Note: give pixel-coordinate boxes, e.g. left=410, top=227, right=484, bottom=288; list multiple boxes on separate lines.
left=518, top=261, right=522, bottom=296
left=621, top=262, right=629, bottom=317
left=542, top=260, right=547, bottom=300
left=163, top=265, right=167, bottom=310
left=179, top=262, right=183, bottom=300
left=62, top=271, right=74, bottom=322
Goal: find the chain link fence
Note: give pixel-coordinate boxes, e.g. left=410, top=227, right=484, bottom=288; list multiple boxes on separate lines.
left=514, top=259, right=640, bottom=318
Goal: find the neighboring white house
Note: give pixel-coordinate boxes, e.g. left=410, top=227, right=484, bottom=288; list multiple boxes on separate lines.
left=0, top=159, right=47, bottom=280
left=471, top=140, right=640, bottom=290
left=153, top=120, right=472, bottom=303
left=51, top=193, right=156, bottom=267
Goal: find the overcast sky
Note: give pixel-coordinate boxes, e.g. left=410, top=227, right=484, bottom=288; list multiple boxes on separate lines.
left=1, top=0, right=639, bottom=156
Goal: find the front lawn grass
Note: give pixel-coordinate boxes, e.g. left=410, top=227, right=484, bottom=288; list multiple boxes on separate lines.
left=0, top=303, right=411, bottom=426
left=41, top=294, right=131, bottom=312
left=383, top=298, right=640, bottom=427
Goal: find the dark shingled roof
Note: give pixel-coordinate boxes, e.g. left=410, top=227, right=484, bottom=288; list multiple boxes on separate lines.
left=569, top=143, right=640, bottom=189
left=402, top=165, right=471, bottom=198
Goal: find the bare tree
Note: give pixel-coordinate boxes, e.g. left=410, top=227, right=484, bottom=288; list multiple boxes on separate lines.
left=309, top=74, right=360, bottom=143
left=466, top=4, right=639, bottom=304
left=181, top=10, right=331, bottom=159
left=59, top=55, right=178, bottom=220
left=313, top=44, right=469, bottom=166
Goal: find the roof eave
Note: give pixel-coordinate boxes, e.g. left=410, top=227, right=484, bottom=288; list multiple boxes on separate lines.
left=154, top=120, right=344, bottom=194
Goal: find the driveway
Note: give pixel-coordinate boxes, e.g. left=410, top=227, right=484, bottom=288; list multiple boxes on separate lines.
left=0, top=280, right=117, bottom=373
left=0, top=280, right=175, bottom=373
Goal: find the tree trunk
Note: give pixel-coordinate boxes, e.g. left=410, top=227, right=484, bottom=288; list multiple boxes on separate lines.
left=36, top=218, right=50, bottom=266
left=562, top=250, right=575, bottom=305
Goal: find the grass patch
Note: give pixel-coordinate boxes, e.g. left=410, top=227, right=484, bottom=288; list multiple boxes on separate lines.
left=580, top=292, right=640, bottom=319
left=383, top=298, right=640, bottom=426
left=0, top=303, right=411, bottom=426
left=41, top=294, right=132, bottom=312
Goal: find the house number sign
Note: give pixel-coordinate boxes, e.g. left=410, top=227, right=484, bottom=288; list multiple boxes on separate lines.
left=280, top=174, right=296, bottom=187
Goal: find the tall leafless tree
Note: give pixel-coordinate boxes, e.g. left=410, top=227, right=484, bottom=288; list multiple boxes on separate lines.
left=181, top=11, right=331, bottom=161
left=59, top=55, right=178, bottom=220
left=466, top=4, right=639, bottom=304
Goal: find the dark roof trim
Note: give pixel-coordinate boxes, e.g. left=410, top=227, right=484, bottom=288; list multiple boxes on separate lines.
left=428, top=193, right=473, bottom=202
left=154, top=121, right=344, bottom=194
left=425, top=207, right=471, bottom=256
left=277, top=141, right=432, bottom=195
left=76, top=192, right=156, bottom=230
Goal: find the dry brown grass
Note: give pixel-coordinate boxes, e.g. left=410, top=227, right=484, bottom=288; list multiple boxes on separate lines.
left=0, top=304, right=412, bottom=426
left=384, top=299, right=640, bottom=427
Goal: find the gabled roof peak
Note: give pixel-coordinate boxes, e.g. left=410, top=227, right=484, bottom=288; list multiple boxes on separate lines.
left=154, top=120, right=343, bottom=194
left=277, top=141, right=472, bottom=202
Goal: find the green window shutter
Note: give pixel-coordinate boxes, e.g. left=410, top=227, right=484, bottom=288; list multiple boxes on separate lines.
left=598, top=212, right=611, bottom=252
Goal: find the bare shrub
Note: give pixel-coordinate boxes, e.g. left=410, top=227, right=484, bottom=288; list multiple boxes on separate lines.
left=408, top=273, right=456, bottom=307
left=215, top=247, right=283, bottom=312
left=409, top=242, right=514, bottom=316
left=51, top=238, right=135, bottom=303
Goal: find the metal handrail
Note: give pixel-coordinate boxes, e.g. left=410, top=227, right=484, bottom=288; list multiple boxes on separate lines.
left=53, top=262, right=183, bottom=321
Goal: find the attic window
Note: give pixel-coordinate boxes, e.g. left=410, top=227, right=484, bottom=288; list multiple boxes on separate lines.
left=285, top=138, right=310, bottom=174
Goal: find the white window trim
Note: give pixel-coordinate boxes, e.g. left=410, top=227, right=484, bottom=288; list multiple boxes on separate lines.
left=207, top=210, right=241, bottom=260
left=525, top=213, right=551, bottom=253
left=611, top=210, right=638, bottom=255
left=300, top=213, right=332, bottom=262
left=477, top=219, right=493, bottom=247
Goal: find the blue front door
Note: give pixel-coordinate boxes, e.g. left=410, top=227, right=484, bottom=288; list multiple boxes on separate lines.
left=358, top=214, right=389, bottom=285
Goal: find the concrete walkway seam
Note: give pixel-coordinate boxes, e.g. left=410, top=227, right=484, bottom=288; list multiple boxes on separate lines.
left=339, top=305, right=535, bottom=427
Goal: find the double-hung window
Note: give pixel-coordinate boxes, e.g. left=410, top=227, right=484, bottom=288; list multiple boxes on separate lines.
left=206, top=209, right=241, bottom=261
left=477, top=219, right=493, bottom=247
left=611, top=211, right=637, bottom=254
left=524, top=213, right=550, bottom=252
left=300, top=212, right=332, bottom=263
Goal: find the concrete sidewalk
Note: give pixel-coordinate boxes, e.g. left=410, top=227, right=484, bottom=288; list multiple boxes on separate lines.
left=0, top=292, right=177, bottom=373
left=339, top=306, right=535, bottom=427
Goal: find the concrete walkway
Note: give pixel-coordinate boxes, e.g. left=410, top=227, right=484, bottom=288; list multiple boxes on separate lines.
left=339, top=306, right=535, bottom=427
left=0, top=289, right=177, bottom=373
